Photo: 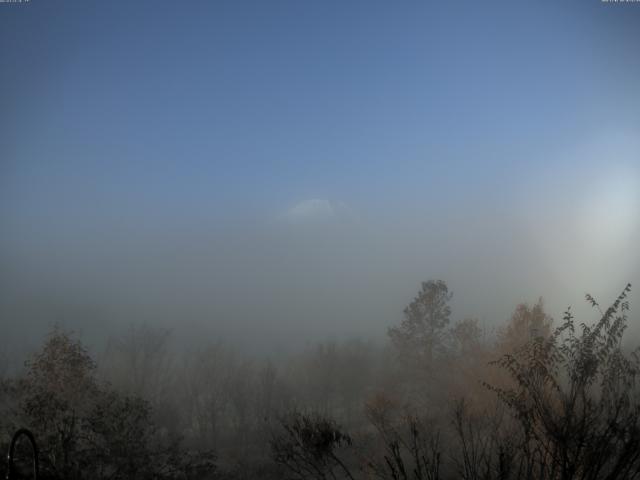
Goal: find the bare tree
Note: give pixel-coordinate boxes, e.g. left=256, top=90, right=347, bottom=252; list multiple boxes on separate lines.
left=180, top=343, right=232, bottom=450
left=103, top=324, right=174, bottom=401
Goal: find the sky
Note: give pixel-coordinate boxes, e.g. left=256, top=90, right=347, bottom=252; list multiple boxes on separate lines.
left=1, top=0, right=639, bottom=352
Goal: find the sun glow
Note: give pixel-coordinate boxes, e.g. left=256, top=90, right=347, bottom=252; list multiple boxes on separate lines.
left=524, top=133, right=640, bottom=297
left=580, top=165, right=640, bottom=254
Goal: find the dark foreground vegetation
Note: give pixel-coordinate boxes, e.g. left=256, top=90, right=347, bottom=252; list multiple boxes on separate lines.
left=1, top=281, right=638, bottom=479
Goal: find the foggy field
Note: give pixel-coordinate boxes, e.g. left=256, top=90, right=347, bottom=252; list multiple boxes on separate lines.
left=2, top=0, right=640, bottom=479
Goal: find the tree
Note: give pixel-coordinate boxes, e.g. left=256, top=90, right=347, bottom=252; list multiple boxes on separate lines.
left=388, top=280, right=452, bottom=365
left=446, top=319, right=495, bottom=408
left=103, top=324, right=174, bottom=401
left=2, top=327, right=216, bottom=480
left=487, top=284, right=640, bottom=479
left=22, top=327, right=100, bottom=480
left=450, top=318, right=484, bottom=356
left=180, top=343, right=235, bottom=451
left=496, top=299, right=552, bottom=354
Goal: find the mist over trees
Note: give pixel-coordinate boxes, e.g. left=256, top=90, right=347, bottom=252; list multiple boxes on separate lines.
left=3, top=1, right=639, bottom=478
left=2, top=281, right=638, bottom=479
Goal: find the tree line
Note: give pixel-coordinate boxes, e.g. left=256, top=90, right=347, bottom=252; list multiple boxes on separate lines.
left=1, top=281, right=638, bottom=479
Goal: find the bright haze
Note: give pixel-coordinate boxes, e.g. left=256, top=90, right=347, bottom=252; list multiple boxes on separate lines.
left=1, top=1, right=639, bottom=352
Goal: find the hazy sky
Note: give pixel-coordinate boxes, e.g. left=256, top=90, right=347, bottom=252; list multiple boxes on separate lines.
left=1, top=1, right=639, bottom=351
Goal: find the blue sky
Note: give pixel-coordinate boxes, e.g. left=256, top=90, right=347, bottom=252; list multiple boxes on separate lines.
left=1, top=1, right=639, bottom=347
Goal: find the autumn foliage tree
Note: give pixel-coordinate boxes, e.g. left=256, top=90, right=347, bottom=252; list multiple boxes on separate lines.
left=496, top=299, right=553, bottom=355
left=488, top=284, right=640, bottom=479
